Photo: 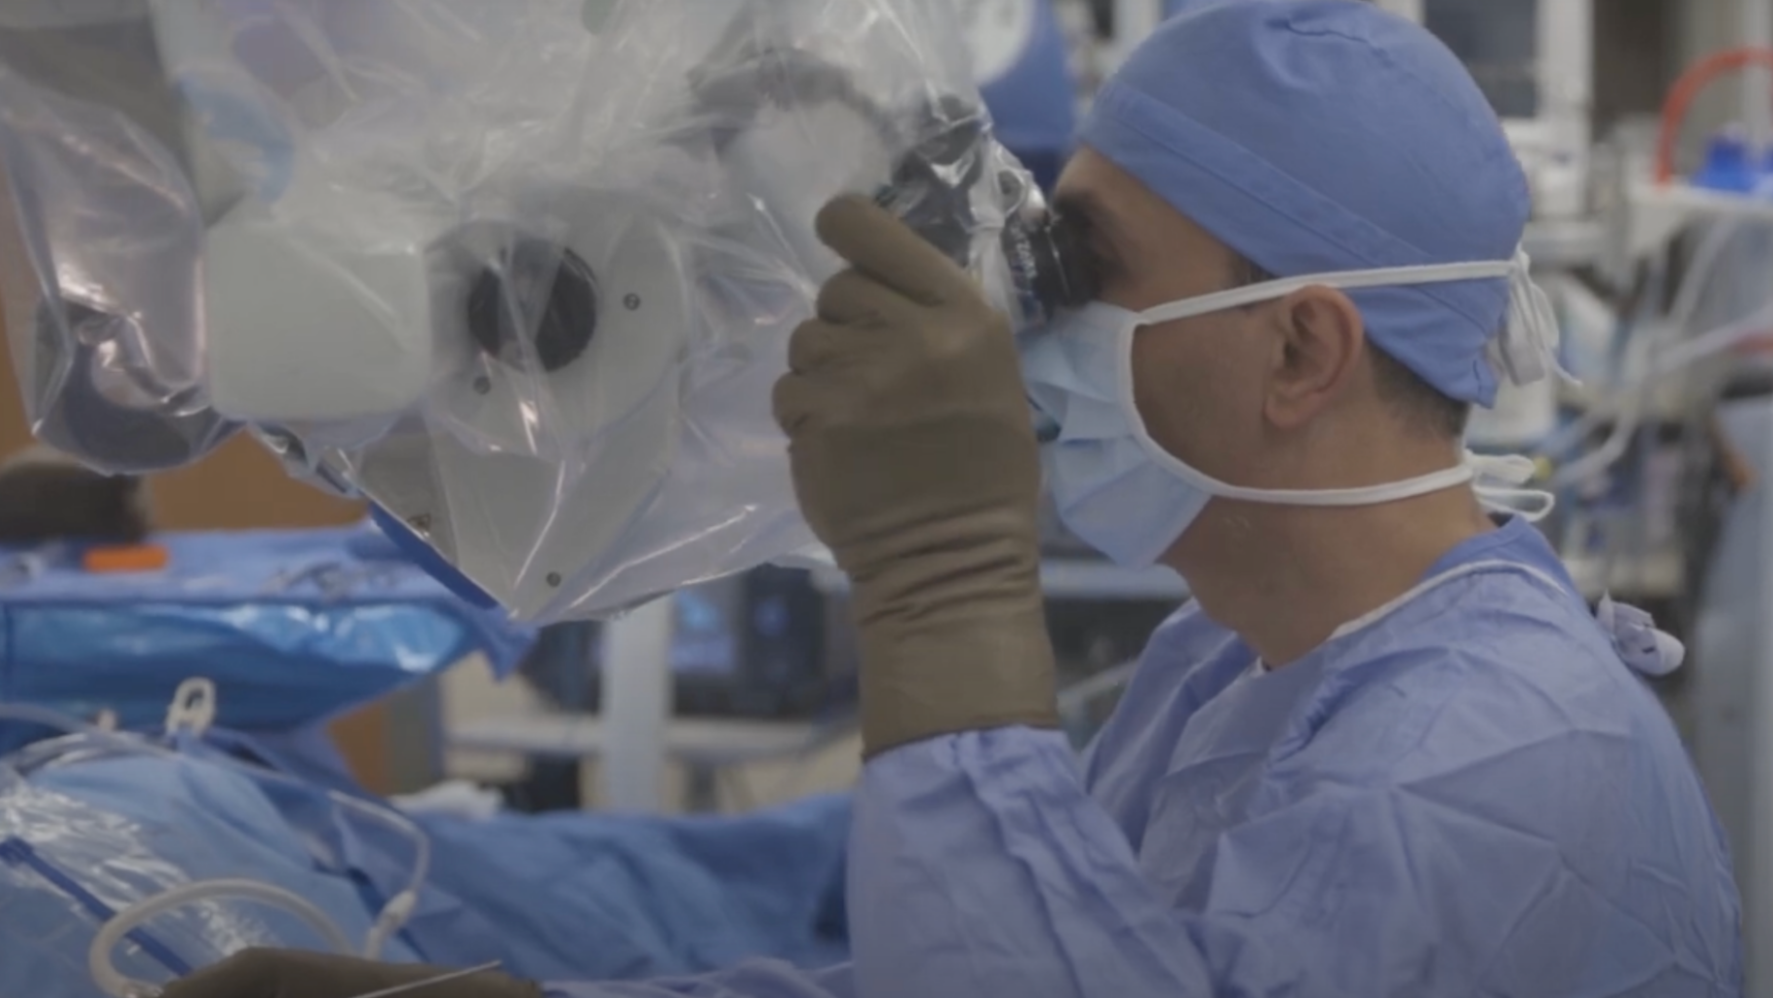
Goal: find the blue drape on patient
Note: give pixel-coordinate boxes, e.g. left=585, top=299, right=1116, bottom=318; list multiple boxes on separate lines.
left=0, top=728, right=851, bottom=997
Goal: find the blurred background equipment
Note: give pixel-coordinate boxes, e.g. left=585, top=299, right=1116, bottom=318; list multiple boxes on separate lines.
left=0, top=443, right=150, bottom=545
left=963, top=0, right=1079, bottom=190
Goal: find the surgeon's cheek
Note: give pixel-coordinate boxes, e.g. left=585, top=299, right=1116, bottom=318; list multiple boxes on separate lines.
left=1128, top=327, right=1205, bottom=463
left=1144, top=322, right=1264, bottom=479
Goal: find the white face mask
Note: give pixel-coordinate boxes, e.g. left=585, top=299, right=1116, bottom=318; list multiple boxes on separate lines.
left=1020, top=251, right=1561, bottom=568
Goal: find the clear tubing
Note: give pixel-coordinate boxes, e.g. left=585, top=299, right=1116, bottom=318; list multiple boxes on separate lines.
left=1548, top=217, right=1743, bottom=488
left=89, top=879, right=355, bottom=998
left=0, top=702, right=429, bottom=988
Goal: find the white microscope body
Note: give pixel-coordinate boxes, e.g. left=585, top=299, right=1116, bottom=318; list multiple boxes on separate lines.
left=201, top=172, right=692, bottom=619
left=0, top=0, right=1057, bottom=621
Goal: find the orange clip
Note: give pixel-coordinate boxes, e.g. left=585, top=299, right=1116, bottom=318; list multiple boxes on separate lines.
left=82, top=543, right=170, bottom=574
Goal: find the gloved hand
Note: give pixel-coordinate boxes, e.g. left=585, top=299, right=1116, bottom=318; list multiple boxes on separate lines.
left=159, top=949, right=542, bottom=998
left=774, top=195, right=1058, bottom=758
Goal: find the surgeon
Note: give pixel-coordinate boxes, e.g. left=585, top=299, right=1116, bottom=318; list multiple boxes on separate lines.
left=165, top=2, right=1742, bottom=996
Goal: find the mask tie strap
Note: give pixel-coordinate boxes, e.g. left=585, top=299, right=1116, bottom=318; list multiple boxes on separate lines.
left=1468, top=451, right=1555, bottom=522
left=1486, top=247, right=1577, bottom=389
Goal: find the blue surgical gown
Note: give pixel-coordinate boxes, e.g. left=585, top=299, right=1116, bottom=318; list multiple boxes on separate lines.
left=554, top=518, right=1742, bottom=996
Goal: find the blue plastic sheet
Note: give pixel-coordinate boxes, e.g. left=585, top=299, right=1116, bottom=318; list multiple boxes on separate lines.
left=976, top=0, right=1076, bottom=191
left=191, top=731, right=852, bottom=980
left=0, top=747, right=426, bottom=998
left=0, top=727, right=851, bottom=996
left=0, top=525, right=536, bottom=743
left=404, top=802, right=851, bottom=979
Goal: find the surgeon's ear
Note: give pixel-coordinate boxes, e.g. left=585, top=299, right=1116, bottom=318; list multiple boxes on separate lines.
left=1262, top=287, right=1365, bottom=431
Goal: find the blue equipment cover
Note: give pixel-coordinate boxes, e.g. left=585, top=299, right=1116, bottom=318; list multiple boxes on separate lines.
left=976, top=0, right=1076, bottom=191
left=0, top=525, right=535, bottom=740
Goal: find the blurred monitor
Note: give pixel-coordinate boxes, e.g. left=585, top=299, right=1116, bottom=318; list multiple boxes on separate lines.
left=667, top=566, right=854, bottom=718
left=518, top=566, right=854, bottom=723
left=1422, top=0, right=1539, bottom=119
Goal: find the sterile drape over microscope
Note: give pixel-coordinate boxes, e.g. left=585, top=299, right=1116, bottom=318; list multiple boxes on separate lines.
left=0, top=0, right=1090, bottom=622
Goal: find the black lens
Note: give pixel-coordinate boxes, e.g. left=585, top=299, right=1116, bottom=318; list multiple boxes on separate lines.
left=1003, top=208, right=1098, bottom=324
left=1036, top=210, right=1098, bottom=310
left=466, top=239, right=600, bottom=374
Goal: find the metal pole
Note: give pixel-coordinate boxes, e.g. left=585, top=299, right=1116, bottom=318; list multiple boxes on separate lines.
left=1536, top=0, right=1593, bottom=218
left=1751, top=398, right=1773, bottom=995
left=1744, top=0, right=1773, bottom=151
left=1737, top=38, right=1773, bottom=984
left=1111, top=0, right=1163, bottom=68
left=1371, top=0, right=1424, bottom=23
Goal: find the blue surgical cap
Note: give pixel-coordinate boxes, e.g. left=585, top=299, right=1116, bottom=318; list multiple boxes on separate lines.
left=1079, top=0, right=1531, bottom=406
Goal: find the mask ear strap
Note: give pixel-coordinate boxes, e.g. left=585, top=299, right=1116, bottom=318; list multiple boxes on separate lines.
left=1133, top=257, right=1516, bottom=326
left=1486, top=247, right=1575, bottom=389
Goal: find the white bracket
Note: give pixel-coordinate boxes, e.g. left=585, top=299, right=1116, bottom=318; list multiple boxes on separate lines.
left=163, top=677, right=218, bottom=738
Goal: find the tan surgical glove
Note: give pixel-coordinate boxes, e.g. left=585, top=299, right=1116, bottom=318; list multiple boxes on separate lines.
left=773, top=195, right=1058, bottom=758
left=159, top=949, right=541, bottom=998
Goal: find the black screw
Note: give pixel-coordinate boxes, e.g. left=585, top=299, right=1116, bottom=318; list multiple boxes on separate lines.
left=624, top=293, right=641, bottom=311
left=473, top=375, right=492, bottom=395
left=546, top=572, right=562, bottom=587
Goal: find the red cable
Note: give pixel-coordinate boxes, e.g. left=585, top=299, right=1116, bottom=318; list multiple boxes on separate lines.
left=1656, top=47, right=1773, bottom=184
